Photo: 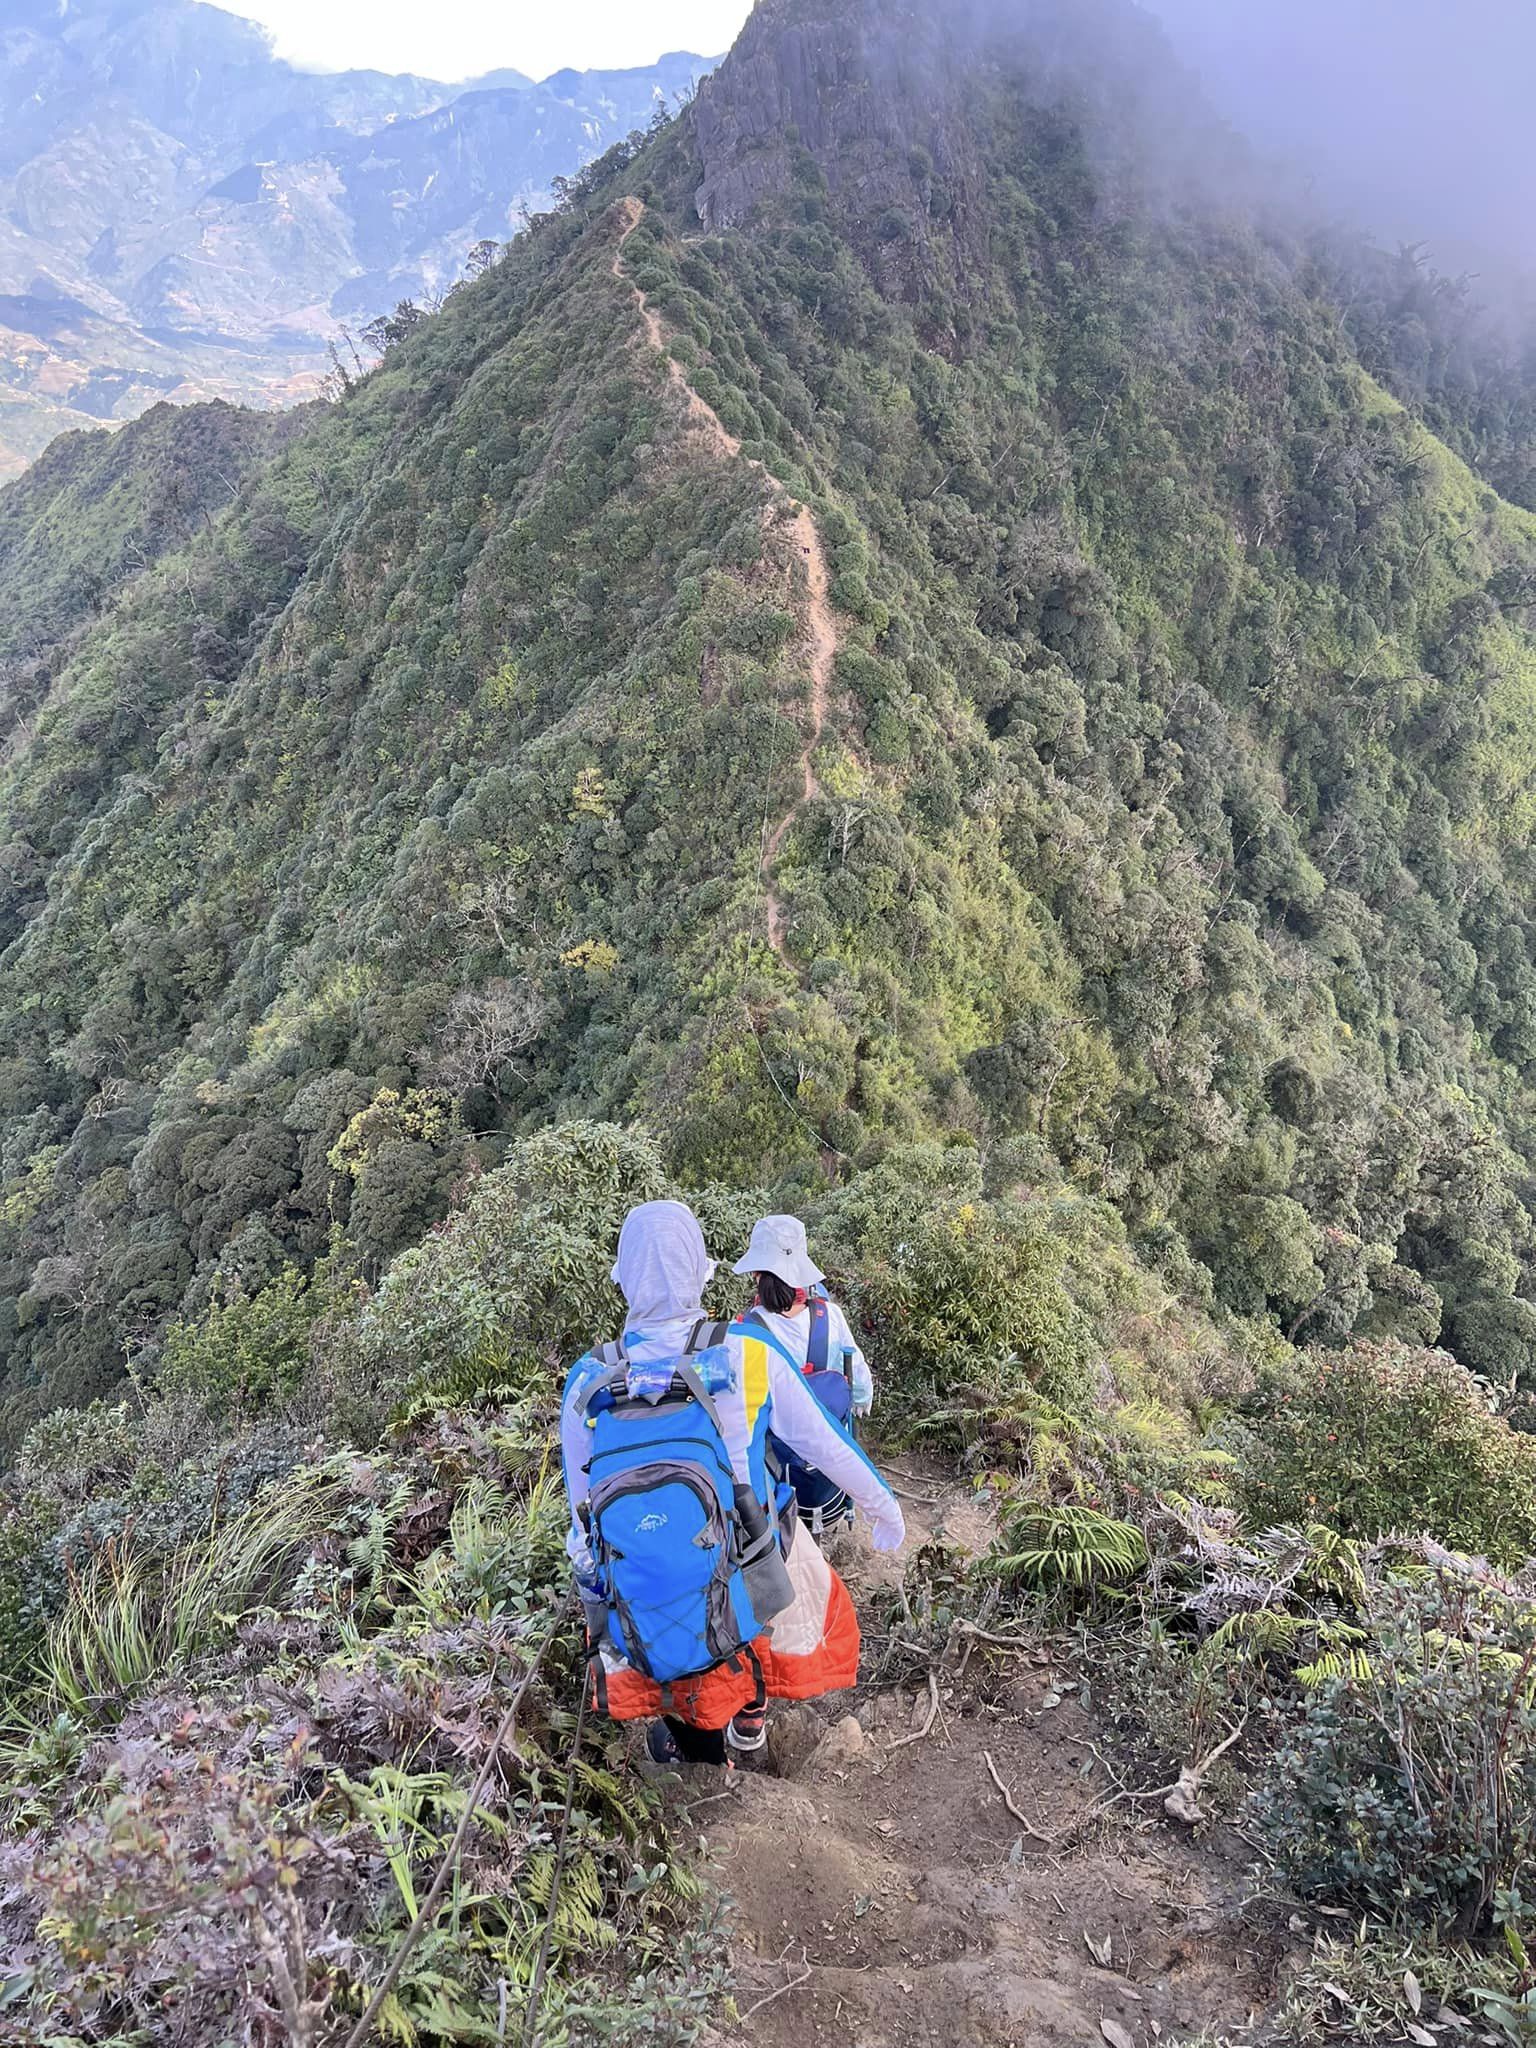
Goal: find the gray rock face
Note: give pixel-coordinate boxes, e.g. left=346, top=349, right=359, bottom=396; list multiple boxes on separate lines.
left=692, top=0, right=985, bottom=297
left=690, top=0, right=1250, bottom=301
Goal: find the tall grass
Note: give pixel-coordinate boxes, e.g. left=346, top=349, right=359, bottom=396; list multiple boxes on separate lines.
left=42, top=1479, right=345, bottom=1718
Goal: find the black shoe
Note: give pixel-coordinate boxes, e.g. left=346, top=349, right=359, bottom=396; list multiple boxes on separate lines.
left=646, top=1720, right=686, bottom=1766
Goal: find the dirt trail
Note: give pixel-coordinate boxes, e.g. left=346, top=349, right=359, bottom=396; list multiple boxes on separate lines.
left=673, top=1465, right=1276, bottom=2048
left=613, top=197, right=834, bottom=959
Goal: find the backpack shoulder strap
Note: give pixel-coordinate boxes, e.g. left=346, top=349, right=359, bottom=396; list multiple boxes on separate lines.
left=683, top=1319, right=730, bottom=1354
left=739, top=1309, right=806, bottom=1374
left=572, top=1341, right=630, bottom=1422
left=673, top=1359, right=726, bottom=1434
left=806, top=1295, right=831, bottom=1374
left=578, top=1329, right=733, bottom=1428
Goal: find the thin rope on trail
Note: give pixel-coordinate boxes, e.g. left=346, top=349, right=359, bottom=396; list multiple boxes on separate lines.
left=520, top=1677, right=592, bottom=2048
left=341, top=1590, right=576, bottom=2048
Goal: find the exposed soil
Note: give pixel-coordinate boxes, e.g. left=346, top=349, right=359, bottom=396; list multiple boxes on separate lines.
left=670, top=1463, right=1281, bottom=2048
left=612, top=197, right=835, bottom=961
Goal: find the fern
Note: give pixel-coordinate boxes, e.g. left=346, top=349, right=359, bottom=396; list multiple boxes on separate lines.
left=1200, top=1608, right=1314, bottom=1664
left=989, top=1502, right=1148, bottom=1592
left=515, top=1850, right=611, bottom=1972
left=1297, top=1645, right=1374, bottom=1687
left=1195, top=1608, right=1371, bottom=1687
left=374, top=1989, right=419, bottom=2047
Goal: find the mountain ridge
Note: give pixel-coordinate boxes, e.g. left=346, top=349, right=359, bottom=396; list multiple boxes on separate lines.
left=7, top=7, right=1536, bottom=2039
left=2, top=0, right=1536, bottom=1451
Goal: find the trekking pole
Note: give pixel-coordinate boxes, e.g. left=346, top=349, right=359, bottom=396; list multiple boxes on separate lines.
left=521, top=1678, right=592, bottom=2048
left=341, top=1588, right=575, bottom=2048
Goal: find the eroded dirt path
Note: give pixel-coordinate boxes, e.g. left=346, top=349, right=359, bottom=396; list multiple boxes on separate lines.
left=613, top=197, right=835, bottom=960
left=672, top=1466, right=1275, bottom=2048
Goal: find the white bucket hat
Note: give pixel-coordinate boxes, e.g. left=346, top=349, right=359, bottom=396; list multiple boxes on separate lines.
left=732, top=1213, right=825, bottom=1292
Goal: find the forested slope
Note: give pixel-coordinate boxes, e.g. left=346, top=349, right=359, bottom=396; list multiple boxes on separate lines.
left=4, top=0, right=1536, bottom=1442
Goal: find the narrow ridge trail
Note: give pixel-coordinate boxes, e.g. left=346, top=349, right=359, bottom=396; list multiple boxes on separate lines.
left=612, top=197, right=834, bottom=959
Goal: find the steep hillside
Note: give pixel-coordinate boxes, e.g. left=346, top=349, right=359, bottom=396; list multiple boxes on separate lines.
left=12, top=5, right=1536, bottom=2042
left=0, top=0, right=714, bottom=477
left=0, top=398, right=302, bottom=676
left=5, top=0, right=1536, bottom=1447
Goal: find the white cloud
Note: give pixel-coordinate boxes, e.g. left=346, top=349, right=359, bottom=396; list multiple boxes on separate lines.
left=211, top=0, right=752, bottom=82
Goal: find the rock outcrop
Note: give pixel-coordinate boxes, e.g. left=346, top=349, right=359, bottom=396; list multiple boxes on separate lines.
left=691, top=0, right=986, bottom=296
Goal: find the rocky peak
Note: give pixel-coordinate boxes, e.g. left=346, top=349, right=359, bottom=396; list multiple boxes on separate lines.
left=691, top=0, right=986, bottom=290
left=691, top=0, right=1247, bottom=288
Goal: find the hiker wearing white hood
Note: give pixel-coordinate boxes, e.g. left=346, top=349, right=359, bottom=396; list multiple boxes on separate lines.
left=560, top=1199, right=904, bottom=1764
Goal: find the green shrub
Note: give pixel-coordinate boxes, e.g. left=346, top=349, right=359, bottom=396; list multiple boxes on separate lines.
left=1252, top=1572, right=1536, bottom=1933
left=0, top=1493, right=55, bottom=1699
left=1229, top=1341, right=1536, bottom=1561
left=814, top=1150, right=1097, bottom=1422
left=0, top=1404, right=320, bottom=1712
left=358, top=1121, right=758, bottom=1396
left=39, top=1474, right=350, bottom=1719
left=360, top=1121, right=669, bottom=1389
left=155, top=1255, right=353, bottom=1424
left=1272, top=1928, right=1534, bottom=2047
left=12, top=1399, right=143, bottom=1506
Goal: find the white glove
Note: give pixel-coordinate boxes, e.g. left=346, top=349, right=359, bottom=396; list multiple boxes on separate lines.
left=869, top=1502, right=906, bottom=1553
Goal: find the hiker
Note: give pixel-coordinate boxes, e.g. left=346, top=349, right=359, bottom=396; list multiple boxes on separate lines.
left=735, top=1212, right=873, bottom=1410
left=561, top=1199, right=904, bottom=1767
left=733, top=1213, right=874, bottom=1537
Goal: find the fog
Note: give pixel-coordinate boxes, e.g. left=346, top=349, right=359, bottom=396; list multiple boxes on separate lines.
left=1141, top=0, right=1536, bottom=290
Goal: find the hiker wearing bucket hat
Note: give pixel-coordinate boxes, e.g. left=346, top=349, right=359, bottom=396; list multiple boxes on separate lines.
left=561, top=1200, right=905, bottom=1772
left=732, top=1214, right=875, bottom=1418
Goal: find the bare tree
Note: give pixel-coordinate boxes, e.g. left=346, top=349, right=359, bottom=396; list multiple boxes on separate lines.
left=421, top=980, right=552, bottom=1096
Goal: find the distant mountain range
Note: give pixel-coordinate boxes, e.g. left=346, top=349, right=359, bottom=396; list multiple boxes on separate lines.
left=0, top=0, right=714, bottom=477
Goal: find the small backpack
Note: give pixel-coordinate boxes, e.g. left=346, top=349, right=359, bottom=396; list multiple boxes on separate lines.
left=573, top=1320, right=792, bottom=1697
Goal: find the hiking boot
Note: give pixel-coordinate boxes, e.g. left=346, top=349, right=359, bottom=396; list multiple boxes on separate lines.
left=644, top=1719, right=731, bottom=1771
left=646, top=1720, right=687, bottom=1767
left=727, top=1703, right=769, bottom=1761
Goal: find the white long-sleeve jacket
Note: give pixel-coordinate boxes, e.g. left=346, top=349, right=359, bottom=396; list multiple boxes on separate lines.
left=559, top=1312, right=903, bottom=1583
left=750, top=1296, right=875, bottom=1411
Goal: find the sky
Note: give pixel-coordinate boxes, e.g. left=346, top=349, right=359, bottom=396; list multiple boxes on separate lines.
left=213, top=0, right=752, bottom=81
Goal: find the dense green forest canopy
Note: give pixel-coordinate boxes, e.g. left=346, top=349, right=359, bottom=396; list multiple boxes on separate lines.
left=4, top=0, right=1536, bottom=1447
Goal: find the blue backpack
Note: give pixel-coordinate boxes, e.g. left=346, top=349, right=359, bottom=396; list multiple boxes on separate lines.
left=754, top=1298, right=858, bottom=1538
left=571, top=1320, right=793, bottom=1701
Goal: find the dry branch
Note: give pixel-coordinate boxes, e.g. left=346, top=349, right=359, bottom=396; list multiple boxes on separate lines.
left=983, top=1750, right=1057, bottom=1843
left=739, top=1955, right=814, bottom=2022
left=884, top=1668, right=940, bottom=1751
